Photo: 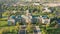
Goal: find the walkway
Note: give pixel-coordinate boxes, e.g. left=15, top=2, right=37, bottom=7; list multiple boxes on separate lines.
left=18, top=25, right=41, bottom=34
left=33, top=26, right=41, bottom=34
left=18, top=25, right=27, bottom=34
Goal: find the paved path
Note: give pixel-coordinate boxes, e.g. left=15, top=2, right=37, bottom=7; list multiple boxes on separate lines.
left=33, top=26, right=41, bottom=34
left=35, top=26, right=41, bottom=34
left=18, top=25, right=26, bottom=34
left=33, top=26, right=38, bottom=34
left=18, top=25, right=41, bottom=34
left=18, top=30, right=26, bottom=34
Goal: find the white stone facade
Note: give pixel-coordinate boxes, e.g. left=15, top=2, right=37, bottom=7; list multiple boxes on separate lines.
left=42, top=18, right=50, bottom=24
left=42, top=7, right=51, bottom=13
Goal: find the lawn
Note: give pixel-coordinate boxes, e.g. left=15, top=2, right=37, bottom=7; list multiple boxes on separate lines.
left=0, top=21, right=19, bottom=34
left=46, top=28, right=60, bottom=34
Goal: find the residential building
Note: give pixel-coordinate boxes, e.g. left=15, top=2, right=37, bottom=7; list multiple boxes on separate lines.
left=39, top=16, right=50, bottom=24
left=32, top=0, right=40, bottom=2
left=21, top=10, right=32, bottom=24
left=42, top=18, right=50, bottom=24
left=33, top=3, right=40, bottom=6
left=42, top=7, right=51, bottom=13
left=32, top=16, right=38, bottom=24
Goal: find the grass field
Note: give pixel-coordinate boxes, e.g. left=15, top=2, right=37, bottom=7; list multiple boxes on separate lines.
left=0, top=21, right=19, bottom=34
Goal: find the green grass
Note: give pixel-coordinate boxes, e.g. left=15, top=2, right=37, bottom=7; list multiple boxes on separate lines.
left=0, top=21, right=19, bottom=34
left=0, top=21, right=8, bottom=27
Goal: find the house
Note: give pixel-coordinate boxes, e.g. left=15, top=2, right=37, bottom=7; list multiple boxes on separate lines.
left=19, top=0, right=32, bottom=2
left=32, top=15, right=39, bottom=24
left=56, top=11, right=60, bottom=17
left=32, top=0, right=40, bottom=2
left=33, top=3, right=40, bottom=6
left=12, top=10, right=17, bottom=13
left=31, top=15, right=50, bottom=24
left=21, top=10, right=32, bottom=24
left=20, top=0, right=40, bottom=2
left=8, top=15, right=16, bottom=25
left=42, top=18, right=50, bottom=24
left=39, top=16, right=50, bottom=24
left=25, top=10, right=32, bottom=23
left=25, top=0, right=32, bottom=2
left=42, top=7, right=51, bottom=13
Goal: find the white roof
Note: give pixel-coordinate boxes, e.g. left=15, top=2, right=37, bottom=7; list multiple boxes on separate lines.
left=33, top=3, right=40, bottom=5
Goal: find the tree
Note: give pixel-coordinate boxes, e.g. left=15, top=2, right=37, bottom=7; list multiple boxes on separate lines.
left=0, top=3, right=5, bottom=18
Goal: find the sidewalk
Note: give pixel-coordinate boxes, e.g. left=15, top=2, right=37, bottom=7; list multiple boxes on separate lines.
left=35, top=26, right=41, bottom=34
